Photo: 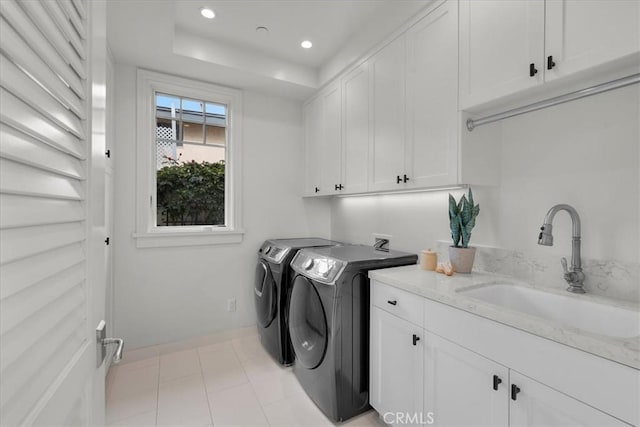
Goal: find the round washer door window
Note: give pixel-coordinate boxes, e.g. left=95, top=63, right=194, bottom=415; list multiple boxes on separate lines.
left=288, top=275, right=328, bottom=369
left=254, top=261, right=276, bottom=328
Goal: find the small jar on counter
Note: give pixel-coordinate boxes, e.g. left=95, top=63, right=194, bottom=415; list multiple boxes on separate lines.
left=420, top=249, right=437, bottom=271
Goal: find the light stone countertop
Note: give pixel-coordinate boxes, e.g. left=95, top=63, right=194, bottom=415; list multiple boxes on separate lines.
left=368, top=265, right=640, bottom=370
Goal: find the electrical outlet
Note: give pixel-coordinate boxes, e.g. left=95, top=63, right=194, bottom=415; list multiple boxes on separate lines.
left=227, top=298, right=236, bottom=312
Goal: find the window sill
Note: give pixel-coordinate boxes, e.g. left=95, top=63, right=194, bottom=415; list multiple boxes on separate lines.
left=132, top=229, right=245, bottom=248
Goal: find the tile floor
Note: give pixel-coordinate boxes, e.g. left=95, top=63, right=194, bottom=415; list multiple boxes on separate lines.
left=106, top=333, right=386, bottom=427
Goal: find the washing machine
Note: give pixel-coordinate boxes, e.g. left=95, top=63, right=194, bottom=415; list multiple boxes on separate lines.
left=287, top=244, right=418, bottom=422
left=254, top=238, right=341, bottom=365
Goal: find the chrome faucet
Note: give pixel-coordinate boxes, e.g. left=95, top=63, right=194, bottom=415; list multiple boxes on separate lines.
left=538, top=204, right=586, bottom=294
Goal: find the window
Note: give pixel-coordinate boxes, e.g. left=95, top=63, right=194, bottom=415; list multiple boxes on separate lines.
left=135, top=70, right=243, bottom=247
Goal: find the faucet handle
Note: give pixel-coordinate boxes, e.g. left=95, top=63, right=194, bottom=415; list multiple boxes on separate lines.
left=561, top=257, right=569, bottom=274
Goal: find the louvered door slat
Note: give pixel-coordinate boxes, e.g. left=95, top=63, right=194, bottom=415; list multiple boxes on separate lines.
left=0, top=1, right=85, bottom=98
left=0, top=222, right=86, bottom=265
left=0, top=158, right=84, bottom=200
left=0, top=125, right=84, bottom=180
left=0, top=16, right=84, bottom=118
left=58, top=0, right=86, bottom=40
left=0, top=90, right=83, bottom=159
left=0, top=195, right=84, bottom=229
left=0, top=263, right=84, bottom=335
left=41, top=0, right=86, bottom=60
left=18, top=1, right=86, bottom=79
left=0, top=244, right=84, bottom=300
left=0, top=55, right=85, bottom=139
left=1, top=315, right=85, bottom=426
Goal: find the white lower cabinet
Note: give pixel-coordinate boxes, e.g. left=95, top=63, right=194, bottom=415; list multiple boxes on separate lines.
left=370, top=307, right=424, bottom=427
left=424, top=331, right=508, bottom=427
left=369, top=280, right=634, bottom=427
left=509, top=371, right=628, bottom=427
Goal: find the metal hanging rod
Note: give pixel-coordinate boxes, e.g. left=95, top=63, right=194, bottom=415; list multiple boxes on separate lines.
left=466, top=73, right=640, bottom=131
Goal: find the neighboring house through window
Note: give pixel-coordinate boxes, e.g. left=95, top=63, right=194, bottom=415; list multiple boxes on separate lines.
left=135, top=70, right=243, bottom=247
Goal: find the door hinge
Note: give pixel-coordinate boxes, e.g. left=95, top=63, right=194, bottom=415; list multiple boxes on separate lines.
left=105, top=149, right=111, bottom=158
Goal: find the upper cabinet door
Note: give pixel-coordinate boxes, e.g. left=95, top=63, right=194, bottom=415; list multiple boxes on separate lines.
left=303, top=97, right=323, bottom=195
left=459, top=0, right=545, bottom=109
left=369, top=35, right=407, bottom=192
left=405, top=0, right=459, bottom=188
left=341, top=63, right=370, bottom=194
left=320, top=83, right=343, bottom=194
left=545, top=0, right=640, bottom=82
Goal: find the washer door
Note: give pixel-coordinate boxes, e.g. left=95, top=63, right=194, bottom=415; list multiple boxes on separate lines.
left=254, top=261, right=277, bottom=328
left=288, top=275, right=328, bottom=369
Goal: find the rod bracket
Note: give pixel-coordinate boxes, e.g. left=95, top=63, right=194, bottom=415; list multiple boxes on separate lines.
left=466, top=118, right=475, bottom=131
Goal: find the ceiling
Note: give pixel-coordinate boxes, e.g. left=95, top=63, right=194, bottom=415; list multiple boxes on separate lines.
left=107, top=0, right=431, bottom=99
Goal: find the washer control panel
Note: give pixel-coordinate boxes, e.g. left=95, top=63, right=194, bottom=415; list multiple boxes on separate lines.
left=290, top=250, right=346, bottom=285
left=259, top=242, right=289, bottom=264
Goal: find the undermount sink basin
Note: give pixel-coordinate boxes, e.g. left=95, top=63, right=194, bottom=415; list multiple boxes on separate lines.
left=458, top=283, right=640, bottom=339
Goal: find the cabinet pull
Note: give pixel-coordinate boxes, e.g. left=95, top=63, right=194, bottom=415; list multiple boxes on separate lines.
left=492, top=375, right=502, bottom=391
left=334, top=184, right=344, bottom=191
left=529, top=63, right=538, bottom=77
left=547, top=55, right=556, bottom=70
left=315, top=187, right=319, bottom=193
left=412, top=334, right=420, bottom=346
left=396, top=175, right=402, bottom=184
left=387, top=300, right=397, bottom=306
left=511, top=384, right=521, bottom=400
left=403, top=174, right=410, bottom=183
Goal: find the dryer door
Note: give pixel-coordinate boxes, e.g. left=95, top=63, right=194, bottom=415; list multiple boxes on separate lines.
left=254, top=261, right=277, bottom=328
left=288, top=275, right=328, bottom=369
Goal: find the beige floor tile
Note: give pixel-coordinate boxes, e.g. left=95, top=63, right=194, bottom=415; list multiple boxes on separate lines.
left=107, top=410, right=156, bottom=426
left=207, top=383, right=269, bottom=427
left=159, top=349, right=201, bottom=382
left=340, top=410, right=388, bottom=427
left=241, top=350, right=290, bottom=384
left=262, top=393, right=335, bottom=427
left=106, top=388, right=158, bottom=425
left=157, top=374, right=212, bottom=426
left=107, top=357, right=159, bottom=400
left=198, top=342, right=249, bottom=393
left=231, top=334, right=265, bottom=362
left=250, top=368, right=305, bottom=406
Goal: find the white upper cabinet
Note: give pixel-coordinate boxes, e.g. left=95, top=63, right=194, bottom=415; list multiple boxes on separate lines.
left=405, top=0, right=459, bottom=188
left=320, top=83, right=343, bottom=194
left=303, top=96, right=322, bottom=195
left=460, top=0, right=640, bottom=109
left=544, top=0, right=640, bottom=82
left=341, top=63, right=370, bottom=194
left=369, top=35, right=407, bottom=192
left=459, top=0, right=545, bottom=109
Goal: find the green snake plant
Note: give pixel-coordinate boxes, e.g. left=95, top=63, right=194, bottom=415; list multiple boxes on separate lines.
left=449, top=188, right=480, bottom=248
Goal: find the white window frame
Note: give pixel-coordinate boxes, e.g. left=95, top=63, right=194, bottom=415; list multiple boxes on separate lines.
left=134, top=69, right=243, bottom=248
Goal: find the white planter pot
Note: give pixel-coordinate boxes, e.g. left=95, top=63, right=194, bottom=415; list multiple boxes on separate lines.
left=448, top=246, right=476, bottom=274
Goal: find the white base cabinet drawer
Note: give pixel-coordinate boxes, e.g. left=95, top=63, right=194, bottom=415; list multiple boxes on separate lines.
left=372, top=280, right=423, bottom=327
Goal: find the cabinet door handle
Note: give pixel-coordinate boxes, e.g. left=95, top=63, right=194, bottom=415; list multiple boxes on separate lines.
left=547, top=55, right=556, bottom=70
left=412, top=334, right=420, bottom=346
left=315, top=187, right=320, bottom=193
left=511, top=384, right=521, bottom=400
left=492, top=375, right=502, bottom=391
left=387, top=300, right=397, bottom=306
left=334, top=184, right=344, bottom=191
left=529, top=63, right=538, bottom=77
left=396, top=175, right=402, bottom=184
left=403, top=174, right=410, bottom=183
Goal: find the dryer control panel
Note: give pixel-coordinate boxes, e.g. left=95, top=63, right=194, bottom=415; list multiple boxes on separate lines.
left=290, top=250, right=347, bottom=285
left=259, top=242, right=290, bottom=264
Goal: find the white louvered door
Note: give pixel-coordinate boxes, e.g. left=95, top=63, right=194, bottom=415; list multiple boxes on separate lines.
left=0, top=0, right=107, bottom=426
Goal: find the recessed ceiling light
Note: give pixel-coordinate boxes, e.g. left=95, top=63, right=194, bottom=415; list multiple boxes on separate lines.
left=301, top=40, right=313, bottom=49
left=200, top=7, right=215, bottom=19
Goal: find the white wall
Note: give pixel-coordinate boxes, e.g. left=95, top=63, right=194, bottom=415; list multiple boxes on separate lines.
left=112, top=64, right=331, bottom=349
left=332, top=85, right=639, bottom=265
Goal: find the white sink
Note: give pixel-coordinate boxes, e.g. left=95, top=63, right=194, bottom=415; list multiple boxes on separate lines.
left=458, top=283, right=640, bottom=339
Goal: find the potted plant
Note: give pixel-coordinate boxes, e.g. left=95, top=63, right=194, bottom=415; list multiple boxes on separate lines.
left=448, top=188, right=480, bottom=273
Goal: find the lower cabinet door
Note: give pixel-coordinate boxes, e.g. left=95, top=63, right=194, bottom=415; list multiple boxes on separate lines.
left=424, top=331, right=509, bottom=427
left=509, top=371, right=630, bottom=427
left=370, top=307, right=424, bottom=427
